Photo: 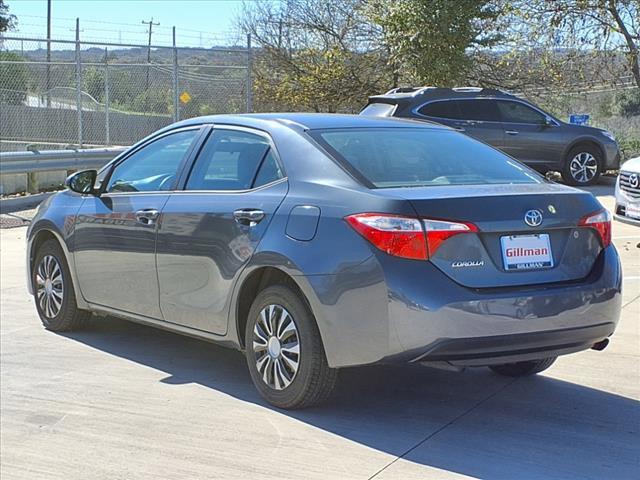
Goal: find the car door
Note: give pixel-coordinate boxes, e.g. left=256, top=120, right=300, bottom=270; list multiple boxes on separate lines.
left=73, top=127, right=203, bottom=318
left=496, top=100, right=565, bottom=167
left=452, top=99, right=505, bottom=149
left=156, top=126, right=288, bottom=334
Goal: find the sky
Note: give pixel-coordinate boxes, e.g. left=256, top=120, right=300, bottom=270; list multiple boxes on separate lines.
left=5, top=0, right=247, bottom=47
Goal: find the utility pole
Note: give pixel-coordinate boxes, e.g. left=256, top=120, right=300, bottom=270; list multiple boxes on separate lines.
left=46, top=0, right=51, bottom=107
left=141, top=18, right=159, bottom=91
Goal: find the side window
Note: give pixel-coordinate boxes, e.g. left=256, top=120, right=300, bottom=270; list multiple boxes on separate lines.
left=456, top=99, right=501, bottom=122
left=253, top=150, right=284, bottom=187
left=106, top=130, right=198, bottom=193
left=418, top=101, right=461, bottom=119
left=497, top=101, right=546, bottom=124
left=186, top=129, right=281, bottom=191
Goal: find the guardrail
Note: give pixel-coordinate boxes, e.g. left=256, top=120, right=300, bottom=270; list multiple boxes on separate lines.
left=0, top=147, right=127, bottom=175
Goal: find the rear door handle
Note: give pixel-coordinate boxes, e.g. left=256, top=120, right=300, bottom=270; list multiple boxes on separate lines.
left=505, top=130, right=519, bottom=135
left=135, top=208, right=159, bottom=226
left=453, top=126, right=466, bottom=132
left=233, top=209, right=265, bottom=226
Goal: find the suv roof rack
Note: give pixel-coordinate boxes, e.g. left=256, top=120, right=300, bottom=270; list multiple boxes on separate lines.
left=384, top=86, right=437, bottom=96
left=382, top=86, right=513, bottom=98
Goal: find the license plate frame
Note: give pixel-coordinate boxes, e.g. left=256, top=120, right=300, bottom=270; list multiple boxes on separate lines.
left=500, top=234, right=554, bottom=271
left=626, top=204, right=640, bottom=220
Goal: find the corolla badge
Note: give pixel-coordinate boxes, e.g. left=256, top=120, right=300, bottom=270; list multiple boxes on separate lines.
left=452, top=260, right=484, bottom=268
left=524, top=209, right=543, bottom=227
left=629, top=173, right=639, bottom=189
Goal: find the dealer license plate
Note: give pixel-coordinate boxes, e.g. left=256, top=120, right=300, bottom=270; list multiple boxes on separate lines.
left=500, top=234, right=553, bottom=271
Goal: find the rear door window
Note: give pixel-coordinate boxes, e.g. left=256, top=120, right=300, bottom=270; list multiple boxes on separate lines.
left=497, top=100, right=546, bottom=124
left=185, top=129, right=282, bottom=191
left=310, top=128, right=540, bottom=188
left=456, top=99, right=501, bottom=122
left=417, top=101, right=461, bottom=119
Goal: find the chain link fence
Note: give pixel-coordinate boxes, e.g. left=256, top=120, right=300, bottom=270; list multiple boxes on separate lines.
left=0, top=35, right=251, bottom=153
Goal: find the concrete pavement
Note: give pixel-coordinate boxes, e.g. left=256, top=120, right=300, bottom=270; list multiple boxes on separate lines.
left=1, top=184, right=638, bottom=479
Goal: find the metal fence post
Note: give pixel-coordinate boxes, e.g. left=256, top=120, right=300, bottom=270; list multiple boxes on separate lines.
left=173, top=26, right=179, bottom=122
left=104, top=47, right=110, bottom=146
left=75, top=18, right=83, bottom=148
left=247, top=33, right=253, bottom=113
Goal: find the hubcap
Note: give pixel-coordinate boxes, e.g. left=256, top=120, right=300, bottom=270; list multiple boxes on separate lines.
left=35, top=255, right=64, bottom=319
left=252, top=304, right=300, bottom=390
left=570, top=152, right=598, bottom=183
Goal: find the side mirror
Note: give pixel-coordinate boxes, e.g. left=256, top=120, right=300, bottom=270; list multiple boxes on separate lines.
left=543, top=116, right=555, bottom=127
left=65, top=169, right=98, bottom=194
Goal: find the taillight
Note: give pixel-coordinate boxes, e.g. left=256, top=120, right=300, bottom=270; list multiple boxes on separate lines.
left=578, top=209, right=612, bottom=248
left=423, top=218, right=478, bottom=255
left=345, top=213, right=478, bottom=260
left=345, top=214, right=427, bottom=260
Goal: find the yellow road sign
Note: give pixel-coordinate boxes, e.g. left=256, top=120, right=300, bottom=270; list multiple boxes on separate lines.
left=179, top=91, right=192, bottom=104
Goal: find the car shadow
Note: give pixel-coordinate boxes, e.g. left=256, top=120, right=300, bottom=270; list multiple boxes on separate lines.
left=61, top=316, right=639, bottom=479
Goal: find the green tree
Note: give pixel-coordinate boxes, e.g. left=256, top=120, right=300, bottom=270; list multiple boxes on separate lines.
left=83, top=67, right=105, bottom=102
left=0, top=51, right=29, bottom=104
left=0, top=0, right=16, bottom=32
left=368, top=0, right=502, bottom=86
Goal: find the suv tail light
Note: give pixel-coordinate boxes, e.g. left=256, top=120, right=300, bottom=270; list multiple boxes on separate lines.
left=345, top=213, right=478, bottom=260
left=578, top=209, right=612, bottom=248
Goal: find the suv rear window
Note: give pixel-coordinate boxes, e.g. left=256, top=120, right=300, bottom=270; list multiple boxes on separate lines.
left=456, top=99, right=501, bottom=122
left=360, top=103, right=397, bottom=117
left=310, top=128, right=540, bottom=188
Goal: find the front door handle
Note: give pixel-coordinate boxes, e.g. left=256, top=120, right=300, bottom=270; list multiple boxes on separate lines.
left=505, top=130, right=519, bottom=135
left=233, top=209, right=265, bottom=226
left=135, top=208, right=159, bottom=226
left=453, top=126, right=466, bottom=132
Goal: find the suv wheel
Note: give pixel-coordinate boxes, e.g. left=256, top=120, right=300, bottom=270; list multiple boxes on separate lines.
left=489, top=357, right=556, bottom=377
left=562, top=146, right=602, bottom=186
left=32, top=239, right=90, bottom=331
left=245, top=284, right=337, bottom=409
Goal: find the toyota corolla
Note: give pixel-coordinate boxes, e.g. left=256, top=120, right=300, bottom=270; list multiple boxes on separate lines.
left=27, top=114, right=622, bottom=409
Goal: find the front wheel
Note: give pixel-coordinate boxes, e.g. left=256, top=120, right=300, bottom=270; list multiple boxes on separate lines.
left=489, top=357, right=556, bottom=377
left=561, top=146, right=602, bottom=186
left=245, top=284, right=337, bottom=409
left=32, top=239, right=90, bottom=331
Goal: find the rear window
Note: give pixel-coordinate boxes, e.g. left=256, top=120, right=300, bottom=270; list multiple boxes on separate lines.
left=418, top=101, right=461, bottom=119
left=310, top=128, right=541, bottom=188
left=360, top=103, right=397, bottom=117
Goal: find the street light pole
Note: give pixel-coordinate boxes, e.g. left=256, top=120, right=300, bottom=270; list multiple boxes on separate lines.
left=46, top=0, right=51, bottom=107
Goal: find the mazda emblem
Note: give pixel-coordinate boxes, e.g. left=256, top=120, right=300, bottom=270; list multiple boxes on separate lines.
left=524, top=209, right=543, bottom=227
left=629, top=173, right=639, bottom=189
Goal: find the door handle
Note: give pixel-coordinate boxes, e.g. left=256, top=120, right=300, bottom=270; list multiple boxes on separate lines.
left=505, top=130, right=519, bottom=135
left=233, top=209, right=265, bottom=226
left=135, top=208, right=159, bottom=226
left=453, top=126, right=466, bottom=132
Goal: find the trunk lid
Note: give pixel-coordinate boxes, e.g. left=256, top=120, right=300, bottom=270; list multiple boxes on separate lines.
left=378, top=183, right=604, bottom=288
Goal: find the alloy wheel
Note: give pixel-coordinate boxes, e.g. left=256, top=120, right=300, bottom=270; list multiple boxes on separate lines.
left=252, top=304, right=300, bottom=390
left=35, top=255, right=64, bottom=319
left=569, top=152, right=598, bottom=184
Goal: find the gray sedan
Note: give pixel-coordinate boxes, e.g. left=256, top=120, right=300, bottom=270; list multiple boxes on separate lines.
left=27, top=114, right=622, bottom=408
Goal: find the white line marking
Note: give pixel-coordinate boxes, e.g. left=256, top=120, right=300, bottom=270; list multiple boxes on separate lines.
left=624, top=276, right=640, bottom=281
left=614, top=235, right=640, bottom=240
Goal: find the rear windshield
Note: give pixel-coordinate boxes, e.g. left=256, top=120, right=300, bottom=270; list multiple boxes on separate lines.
left=310, top=128, right=541, bottom=188
left=360, top=103, right=397, bottom=117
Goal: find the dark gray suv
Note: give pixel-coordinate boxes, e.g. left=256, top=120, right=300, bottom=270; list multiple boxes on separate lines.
left=361, top=87, right=620, bottom=186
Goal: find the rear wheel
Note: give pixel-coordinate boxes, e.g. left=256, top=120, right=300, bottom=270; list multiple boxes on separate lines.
left=561, top=146, right=602, bottom=186
left=32, top=239, right=90, bottom=331
left=489, top=357, right=556, bottom=377
left=245, top=284, right=337, bottom=409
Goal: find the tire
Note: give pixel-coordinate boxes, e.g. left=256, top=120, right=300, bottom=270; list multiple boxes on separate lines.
left=32, top=239, right=90, bottom=331
left=561, top=146, right=602, bottom=186
left=489, top=357, right=556, bottom=377
left=245, top=284, right=337, bottom=409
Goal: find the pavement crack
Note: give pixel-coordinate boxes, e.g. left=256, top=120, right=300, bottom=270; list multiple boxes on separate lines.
left=622, top=294, right=640, bottom=310
left=367, top=378, right=519, bottom=480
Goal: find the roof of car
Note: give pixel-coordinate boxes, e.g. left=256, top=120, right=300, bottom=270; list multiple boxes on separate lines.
left=368, top=86, right=519, bottom=104
left=172, top=112, right=450, bottom=131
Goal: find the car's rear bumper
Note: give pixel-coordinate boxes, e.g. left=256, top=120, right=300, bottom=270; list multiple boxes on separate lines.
left=303, top=245, right=622, bottom=368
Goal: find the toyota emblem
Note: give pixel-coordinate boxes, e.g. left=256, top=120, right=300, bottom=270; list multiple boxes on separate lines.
left=629, top=173, right=639, bottom=189
left=524, top=209, right=543, bottom=227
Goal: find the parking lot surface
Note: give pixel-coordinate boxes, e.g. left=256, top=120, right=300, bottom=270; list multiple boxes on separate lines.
left=1, top=182, right=639, bottom=479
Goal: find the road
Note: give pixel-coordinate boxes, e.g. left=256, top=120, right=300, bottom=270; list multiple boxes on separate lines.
left=1, top=182, right=639, bottom=479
